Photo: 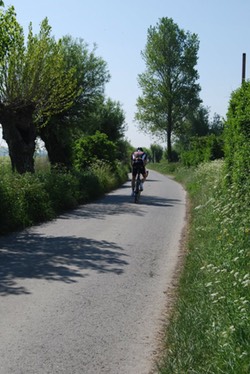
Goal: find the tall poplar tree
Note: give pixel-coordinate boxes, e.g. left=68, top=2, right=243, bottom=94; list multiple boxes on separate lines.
left=135, top=17, right=201, bottom=161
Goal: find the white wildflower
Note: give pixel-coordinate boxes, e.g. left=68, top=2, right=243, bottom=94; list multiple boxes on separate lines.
left=229, top=325, right=235, bottom=332
left=239, top=351, right=247, bottom=358
left=211, top=292, right=219, bottom=298
left=242, top=279, right=250, bottom=287
left=207, top=264, right=214, bottom=269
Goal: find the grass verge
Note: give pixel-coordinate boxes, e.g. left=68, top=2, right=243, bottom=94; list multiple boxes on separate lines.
left=149, top=161, right=249, bottom=374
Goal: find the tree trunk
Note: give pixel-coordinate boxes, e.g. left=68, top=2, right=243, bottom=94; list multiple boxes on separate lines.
left=0, top=104, right=36, bottom=173
left=167, top=108, right=173, bottom=162
left=167, top=128, right=172, bottom=161
left=39, top=123, right=72, bottom=169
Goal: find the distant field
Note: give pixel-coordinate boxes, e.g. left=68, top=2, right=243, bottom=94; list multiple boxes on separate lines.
left=0, top=147, right=9, bottom=157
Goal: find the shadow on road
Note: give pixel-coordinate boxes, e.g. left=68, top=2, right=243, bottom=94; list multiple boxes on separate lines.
left=62, top=193, right=180, bottom=220
left=0, top=175, right=182, bottom=297
left=0, top=233, right=128, bottom=296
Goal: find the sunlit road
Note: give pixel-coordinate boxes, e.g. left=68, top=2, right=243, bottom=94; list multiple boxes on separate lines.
left=0, top=170, right=186, bottom=374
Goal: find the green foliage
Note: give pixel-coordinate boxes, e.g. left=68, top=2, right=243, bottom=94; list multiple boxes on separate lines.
left=97, top=99, right=126, bottom=141
left=135, top=17, right=201, bottom=161
left=188, top=105, right=210, bottom=136
left=210, top=112, right=224, bottom=136
left=91, top=161, right=117, bottom=192
left=25, top=19, right=79, bottom=121
left=0, top=5, right=25, bottom=101
left=173, top=107, right=224, bottom=166
left=81, top=97, right=126, bottom=142
left=156, top=161, right=249, bottom=373
left=37, top=35, right=111, bottom=168
left=41, top=168, right=80, bottom=212
left=115, top=138, right=133, bottom=165
left=0, top=7, right=123, bottom=173
left=180, top=134, right=224, bottom=166
left=224, top=81, right=250, bottom=196
left=0, top=10, right=80, bottom=174
left=60, top=35, right=110, bottom=116
left=150, top=143, right=163, bottom=162
left=0, top=12, right=78, bottom=114
left=0, top=171, right=54, bottom=233
left=0, top=156, right=128, bottom=235
left=73, top=131, right=117, bottom=171
left=148, top=159, right=181, bottom=174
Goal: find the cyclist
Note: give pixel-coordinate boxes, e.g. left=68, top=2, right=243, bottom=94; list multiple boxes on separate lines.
left=131, top=147, right=148, bottom=195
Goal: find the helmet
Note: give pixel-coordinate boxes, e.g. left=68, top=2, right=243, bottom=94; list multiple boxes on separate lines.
left=137, top=147, right=143, bottom=152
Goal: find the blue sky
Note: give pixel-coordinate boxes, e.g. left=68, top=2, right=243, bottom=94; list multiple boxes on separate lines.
left=1, top=0, right=249, bottom=148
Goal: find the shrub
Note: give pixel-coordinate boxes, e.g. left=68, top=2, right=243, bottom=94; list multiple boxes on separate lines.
left=0, top=157, right=129, bottom=235
left=19, top=173, right=54, bottom=224
left=73, top=131, right=117, bottom=171
left=0, top=175, right=21, bottom=233
left=224, top=81, right=250, bottom=197
left=0, top=172, right=54, bottom=233
left=180, top=134, right=224, bottom=166
left=41, top=169, right=80, bottom=212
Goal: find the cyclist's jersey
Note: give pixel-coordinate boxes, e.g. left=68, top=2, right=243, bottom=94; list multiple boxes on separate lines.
left=131, top=150, right=148, bottom=177
left=131, top=150, right=147, bottom=167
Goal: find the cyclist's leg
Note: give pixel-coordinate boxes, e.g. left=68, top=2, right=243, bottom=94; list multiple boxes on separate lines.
left=131, top=167, right=137, bottom=192
left=139, top=166, right=147, bottom=190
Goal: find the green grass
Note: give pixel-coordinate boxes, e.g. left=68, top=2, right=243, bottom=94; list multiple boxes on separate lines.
left=149, top=160, right=249, bottom=374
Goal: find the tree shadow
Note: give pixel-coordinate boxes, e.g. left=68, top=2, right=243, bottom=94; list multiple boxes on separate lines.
left=0, top=174, right=183, bottom=296
left=62, top=192, right=180, bottom=221
left=136, top=195, right=180, bottom=207
left=0, top=232, right=128, bottom=296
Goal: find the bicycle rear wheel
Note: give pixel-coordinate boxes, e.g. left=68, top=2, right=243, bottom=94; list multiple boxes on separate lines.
left=134, top=176, right=141, bottom=203
left=134, top=190, right=140, bottom=203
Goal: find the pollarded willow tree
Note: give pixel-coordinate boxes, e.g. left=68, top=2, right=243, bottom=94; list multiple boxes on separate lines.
left=0, top=6, right=78, bottom=173
left=37, top=36, right=111, bottom=168
left=135, top=17, right=201, bottom=161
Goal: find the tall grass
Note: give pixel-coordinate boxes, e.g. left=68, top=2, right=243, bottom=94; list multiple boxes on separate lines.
left=150, top=160, right=249, bottom=374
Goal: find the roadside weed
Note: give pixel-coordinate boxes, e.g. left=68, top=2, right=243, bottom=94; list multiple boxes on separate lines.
left=153, top=160, right=249, bottom=374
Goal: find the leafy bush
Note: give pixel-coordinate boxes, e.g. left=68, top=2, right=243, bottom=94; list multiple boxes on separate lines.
left=180, top=134, right=224, bottom=166
left=0, top=172, right=54, bottom=233
left=41, top=169, right=80, bottom=212
left=148, top=159, right=181, bottom=174
left=73, top=131, right=117, bottom=171
left=73, top=170, right=102, bottom=202
left=18, top=174, right=54, bottom=224
left=0, top=175, right=21, bottom=233
left=224, top=81, right=250, bottom=197
left=0, top=156, right=128, bottom=235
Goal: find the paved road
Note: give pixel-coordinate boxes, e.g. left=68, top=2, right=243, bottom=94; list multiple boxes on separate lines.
left=0, top=170, right=186, bottom=374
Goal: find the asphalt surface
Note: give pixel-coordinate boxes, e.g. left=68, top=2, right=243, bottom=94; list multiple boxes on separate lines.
left=0, top=170, right=186, bottom=374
